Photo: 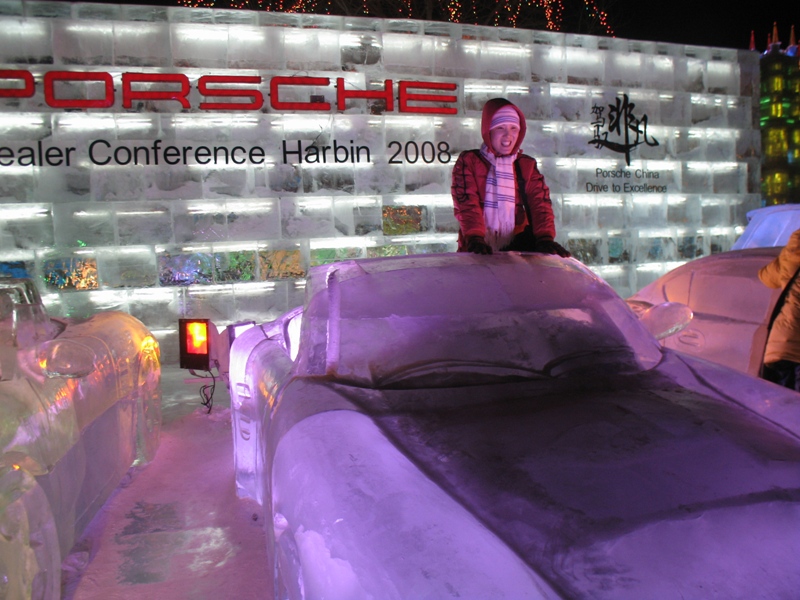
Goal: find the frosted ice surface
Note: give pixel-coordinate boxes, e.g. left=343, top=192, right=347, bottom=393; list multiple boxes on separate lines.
left=283, top=28, right=339, bottom=71
left=682, top=162, right=712, bottom=193
left=0, top=467, right=60, bottom=600
left=550, top=87, right=588, bottom=122
left=531, top=45, right=565, bottom=83
left=676, top=58, right=706, bottom=94
left=479, top=41, right=529, bottom=81
left=403, top=165, right=447, bottom=194
left=706, top=60, right=739, bottom=95
left=570, top=502, right=800, bottom=600
left=170, top=23, right=230, bottom=69
left=113, top=22, right=170, bottom=68
left=732, top=205, right=800, bottom=249
left=564, top=47, right=603, bottom=85
left=659, top=92, right=691, bottom=126
left=562, top=196, right=598, bottom=230
left=52, top=203, right=114, bottom=247
left=630, top=196, right=668, bottom=227
left=282, top=197, right=336, bottom=238
left=52, top=19, right=113, bottom=66
left=0, top=18, right=52, bottom=64
left=227, top=200, right=281, bottom=241
left=381, top=33, right=434, bottom=75
left=643, top=55, right=675, bottom=90
left=560, top=122, right=594, bottom=157
left=202, top=168, right=253, bottom=199
left=606, top=52, right=643, bottom=88
left=726, top=97, right=751, bottom=128
left=339, top=33, right=382, bottom=69
left=274, top=411, right=562, bottom=600
left=294, top=527, right=371, bottom=600
left=537, top=157, right=573, bottom=193
left=228, top=25, right=285, bottom=69
left=713, top=122, right=741, bottom=150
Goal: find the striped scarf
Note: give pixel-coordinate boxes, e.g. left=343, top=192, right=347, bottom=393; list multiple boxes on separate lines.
left=480, top=143, right=518, bottom=252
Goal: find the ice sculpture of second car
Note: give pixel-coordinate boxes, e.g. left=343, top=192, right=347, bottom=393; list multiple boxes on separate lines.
left=0, top=278, right=162, bottom=600
left=229, top=253, right=800, bottom=600
left=629, top=247, right=784, bottom=376
left=628, top=205, right=800, bottom=377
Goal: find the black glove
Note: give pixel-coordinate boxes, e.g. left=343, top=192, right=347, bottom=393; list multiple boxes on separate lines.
left=466, top=236, right=493, bottom=255
left=534, top=238, right=571, bottom=257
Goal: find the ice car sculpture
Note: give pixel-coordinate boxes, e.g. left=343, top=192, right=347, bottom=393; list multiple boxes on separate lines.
left=0, top=278, right=162, bottom=600
left=229, top=253, right=800, bottom=600
left=630, top=247, right=784, bottom=376
left=731, top=204, right=800, bottom=250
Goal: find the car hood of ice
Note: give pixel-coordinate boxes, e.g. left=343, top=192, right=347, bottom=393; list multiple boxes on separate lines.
left=287, top=354, right=800, bottom=599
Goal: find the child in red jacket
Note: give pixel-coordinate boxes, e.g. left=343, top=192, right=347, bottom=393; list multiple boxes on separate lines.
left=451, top=98, right=569, bottom=256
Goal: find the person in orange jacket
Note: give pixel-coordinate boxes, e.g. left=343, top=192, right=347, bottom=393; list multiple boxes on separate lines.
left=759, top=227, right=800, bottom=390
left=450, top=97, right=569, bottom=256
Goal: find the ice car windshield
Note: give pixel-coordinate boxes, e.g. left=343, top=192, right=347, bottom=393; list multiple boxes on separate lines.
left=299, top=255, right=663, bottom=388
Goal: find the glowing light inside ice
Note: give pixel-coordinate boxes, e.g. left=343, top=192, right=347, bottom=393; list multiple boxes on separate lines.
left=284, top=30, right=337, bottom=46
left=173, top=24, right=230, bottom=43
left=0, top=115, right=47, bottom=129
left=0, top=207, right=51, bottom=221
left=56, top=115, right=117, bottom=133
left=186, top=321, right=208, bottom=354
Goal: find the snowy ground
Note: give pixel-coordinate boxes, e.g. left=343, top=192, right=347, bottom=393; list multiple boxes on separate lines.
left=61, top=367, right=272, bottom=600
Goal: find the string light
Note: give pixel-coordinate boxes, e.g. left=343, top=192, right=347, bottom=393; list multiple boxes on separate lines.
left=176, top=0, right=616, bottom=35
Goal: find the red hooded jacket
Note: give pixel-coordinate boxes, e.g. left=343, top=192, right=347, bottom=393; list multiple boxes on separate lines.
left=451, top=98, right=556, bottom=252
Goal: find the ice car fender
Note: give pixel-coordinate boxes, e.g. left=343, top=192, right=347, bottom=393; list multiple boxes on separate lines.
left=232, top=337, right=281, bottom=506
left=266, top=379, right=359, bottom=456
left=270, top=410, right=562, bottom=600
left=55, top=312, right=144, bottom=410
left=0, top=376, right=80, bottom=476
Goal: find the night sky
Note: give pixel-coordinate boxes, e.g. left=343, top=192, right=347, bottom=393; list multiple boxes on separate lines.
left=86, top=0, right=798, bottom=51
left=612, top=0, right=799, bottom=51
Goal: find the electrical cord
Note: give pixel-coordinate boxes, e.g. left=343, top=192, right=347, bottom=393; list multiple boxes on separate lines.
left=189, top=368, right=216, bottom=413
left=199, top=370, right=215, bottom=413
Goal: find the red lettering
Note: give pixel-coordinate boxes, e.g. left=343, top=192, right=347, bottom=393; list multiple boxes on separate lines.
left=122, top=73, right=190, bottom=109
left=0, top=69, right=461, bottom=115
left=0, top=69, right=34, bottom=98
left=398, top=81, right=458, bottom=115
left=43, top=71, right=114, bottom=108
left=270, top=76, right=331, bottom=111
left=336, top=78, right=394, bottom=112
left=198, top=75, right=264, bottom=110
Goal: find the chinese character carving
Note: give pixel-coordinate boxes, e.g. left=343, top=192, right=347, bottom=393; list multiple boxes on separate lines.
left=588, top=94, right=658, bottom=166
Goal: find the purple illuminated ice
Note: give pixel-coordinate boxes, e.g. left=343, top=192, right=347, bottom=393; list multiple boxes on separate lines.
left=229, top=252, right=800, bottom=599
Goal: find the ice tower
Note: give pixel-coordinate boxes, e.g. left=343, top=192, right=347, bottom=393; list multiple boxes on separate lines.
left=0, top=1, right=761, bottom=363
left=758, top=22, right=800, bottom=205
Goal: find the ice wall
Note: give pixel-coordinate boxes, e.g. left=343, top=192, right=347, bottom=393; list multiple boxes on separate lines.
left=0, top=2, right=761, bottom=363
